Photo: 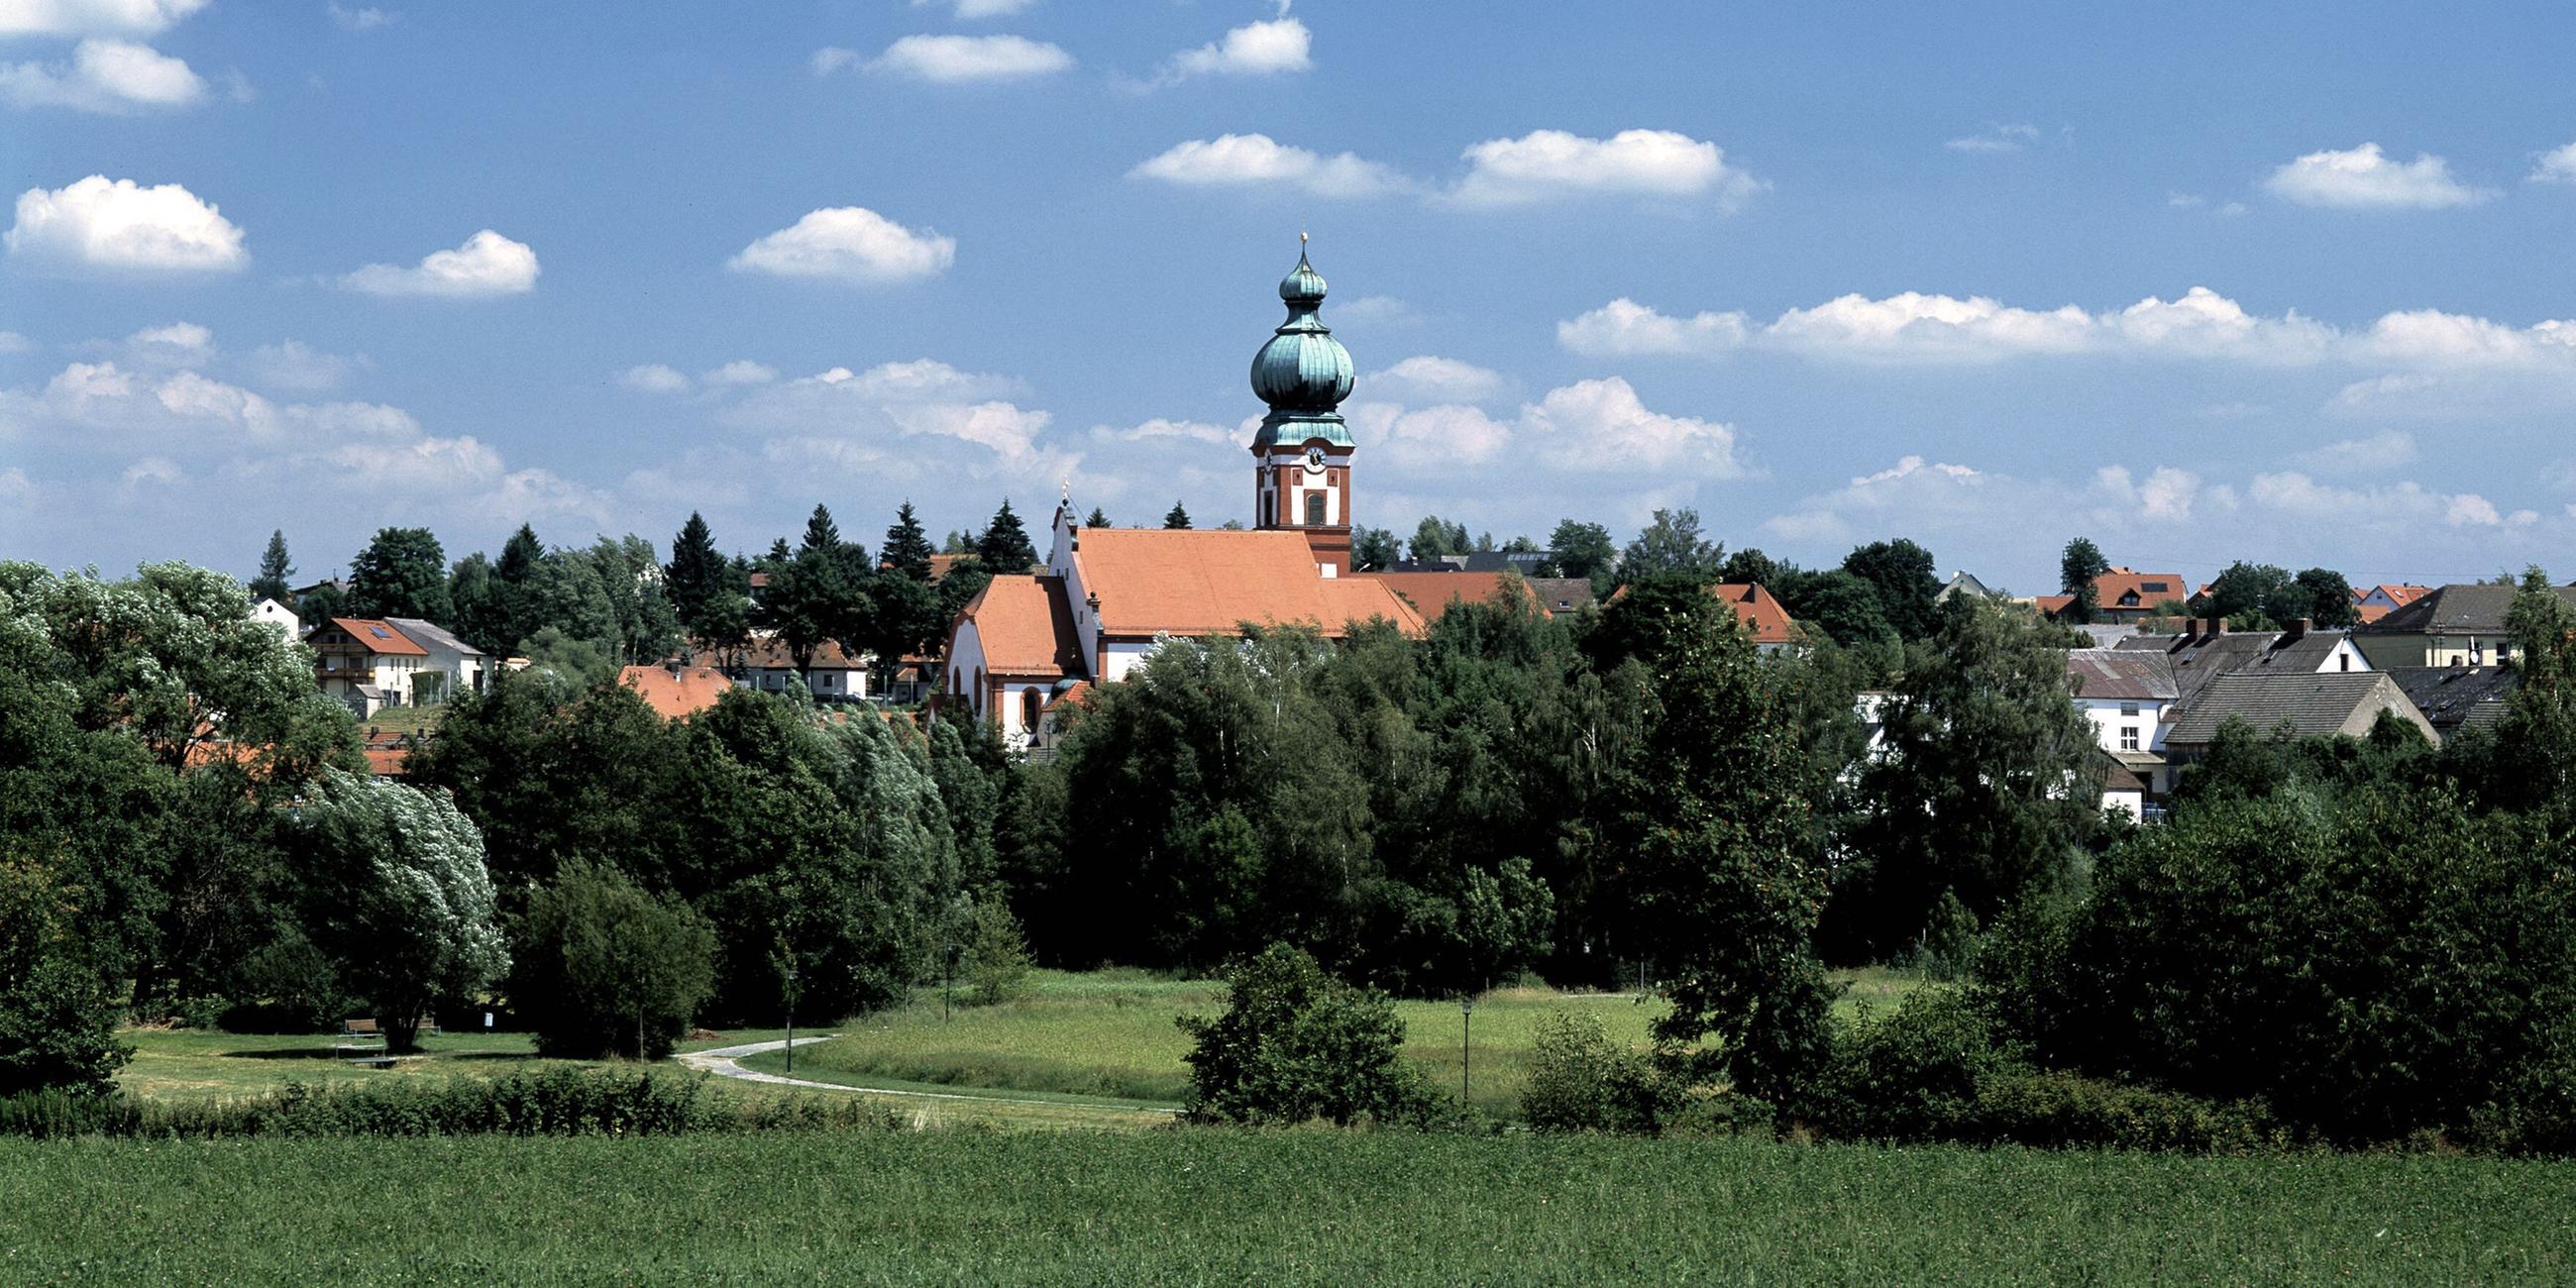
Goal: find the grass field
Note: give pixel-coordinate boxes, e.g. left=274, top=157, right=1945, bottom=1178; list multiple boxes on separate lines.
left=746, top=967, right=1928, bottom=1117
left=4, top=1128, right=2568, bottom=1285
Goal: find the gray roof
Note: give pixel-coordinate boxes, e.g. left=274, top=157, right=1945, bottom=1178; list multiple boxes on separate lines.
left=384, top=617, right=485, bottom=658
left=1523, top=578, right=1597, bottom=612
left=2113, top=626, right=2351, bottom=702
left=2165, top=671, right=2424, bottom=746
left=2066, top=649, right=2179, bottom=701
left=2386, top=666, right=2520, bottom=736
left=2357, top=584, right=2576, bottom=637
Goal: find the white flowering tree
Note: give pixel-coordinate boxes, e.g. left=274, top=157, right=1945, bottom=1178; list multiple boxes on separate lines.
left=297, top=769, right=508, bottom=1050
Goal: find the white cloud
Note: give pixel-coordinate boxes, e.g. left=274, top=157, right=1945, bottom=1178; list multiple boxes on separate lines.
left=1334, top=295, right=1417, bottom=325
left=1945, top=123, right=2039, bottom=154
left=7, top=175, right=246, bottom=273
left=784, top=358, right=1019, bottom=402
left=2250, top=471, right=2534, bottom=530
left=2263, top=143, right=2493, bottom=210
left=1167, top=17, right=1311, bottom=78
left=339, top=229, right=538, bottom=297
left=1372, top=356, right=1504, bottom=403
left=0, top=331, right=29, bottom=354
left=1765, top=455, right=1990, bottom=544
left=1450, top=129, right=1766, bottom=210
left=868, top=34, right=1071, bottom=83
left=1131, top=134, right=1410, bottom=198
left=0, top=38, right=207, bottom=112
left=913, top=0, right=1035, bottom=16
left=1768, top=291, right=2094, bottom=362
left=2362, top=308, right=2576, bottom=368
left=2531, top=143, right=2576, bottom=184
left=126, top=320, right=210, bottom=364
left=249, top=339, right=367, bottom=391
left=728, top=207, right=954, bottom=284
left=1347, top=401, right=1512, bottom=473
left=619, top=364, right=690, bottom=394
left=1522, top=376, right=1743, bottom=476
left=120, top=455, right=179, bottom=487
left=703, top=360, right=776, bottom=386
left=1558, top=298, right=1750, bottom=359
left=2296, top=429, right=2417, bottom=475
left=808, top=47, right=858, bottom=76
left=326, top=3, right=390, bottom=31
left=2093, top=464, right=2206, bottom=522
left=0, top=0, right=207, bottom=37
left=1091, top=417, right=1236, bottom=447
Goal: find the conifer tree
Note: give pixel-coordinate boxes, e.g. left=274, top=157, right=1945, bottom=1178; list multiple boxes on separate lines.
left=978, top=500, right=1037, bottom=571
left=1084, top=508, right=1111, bottom=529
left=665, top=511, right=729, bottom=641
left=882, top=501, right=936, bottom=582
left=249, top=530, right=294, bottom=602
left=1163, top=501, right=1193, bottom=530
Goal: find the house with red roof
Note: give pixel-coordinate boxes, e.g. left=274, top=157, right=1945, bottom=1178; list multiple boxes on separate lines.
left=618, top=663, right=734, bottom=720
left=2035, top=568, right=2190, bottom=624
left=309, top=617, right=429, bottom=716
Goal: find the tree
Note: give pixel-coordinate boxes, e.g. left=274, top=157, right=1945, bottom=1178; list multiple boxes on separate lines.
left=479, top=523, right=548, bottom=655
left=0, top=852, right=132, bottom=1095
left=1841, top=539, right=1942, bottom=640
left=757, top=520, right=870, bottom=680
left=1409, top=516, right=1470, bottom=563
left=1618, top=508, right=1721, bottom=582
left=1176, top=942, right=1441, bottom=1127
left=2491, top=566, right=2576, bottom=817
left=665, top=512, right=731, bottom=644
left=979, top=500, right=1038, bottom=571
left=1548, top=520, right=1618, bottom=590
left=2202, top=561, right=2302, bottom=628
left=1595, top=573, right=1836, bottom=1107
left=347, top=527, right=453, bottom=624
left=249, top=530, right=294, bottom=603
left=1162, top=501, right=1193, bottom=530
left=960, top=899, right=1034, bottom=1007
left=2059, top=538, right=2110, bottom=625
left=513, top=860, right=716, bottom=1059
left=1835, top=597, right=2099, bottom=961
left=2296, top=568, right=2358, bottom=628
left=298, top=581, right=350, bottom=624
left=293, top=769, right=508, bottom=1051
left=1793, top=571, right=1893, bottom=646
left=448, top=552, right=497, bottom=653
left=883, top=502, right=937, bottom=582
left=1349, top=526, right=1400, bottom=573
left=1083, top=507, right=1111, bottom=529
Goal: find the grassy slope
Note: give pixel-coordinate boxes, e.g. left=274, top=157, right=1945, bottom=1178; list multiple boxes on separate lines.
left=3, top=1129, right=2566, bottom=1286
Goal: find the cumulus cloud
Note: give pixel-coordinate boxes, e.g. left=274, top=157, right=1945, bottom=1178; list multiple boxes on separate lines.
left=2531, top=143, right=2576, bottom=184
left=0, top=38, right=207, bottom=112
left=0, top=331, right=30, bottom=354
left=2264, top=143, right=2493, bottom=210
left=868, top=34, right=1071, bottom=82
left=1371, top=356, right=1504, bottom=403
left=124, top=320, right=211, bottom=365
left=1557, top=298, right=1750, bottom=358
left=1091, top=417, right=1236, bottom=447
left=1334, top=295, right=1417, bottom=325
left=2251, top=472, right=2534, bottom=529
left=1450, top=129, right=1765, bottom=210
left=340, top=230, right=538, bottom=297
left=808, top=47, right=858, bottom=76
left=2296, top=429, right=2418, bottom=475
left=2093, top=465, right=2208, bottom=522
left=1945, top=123, right=2039, bottom=154
left=1343, top=402, right=1513, bottom=474
left=0, top=0, right=207, bottom=37
left=619, top=364, right=690, bottom=394
left=728, top=207, right=954, bottom=284
left=7, top=175, right=245, bottom=272
left=703, top=360, right=776, bottom=386
left=249, top=340, right=368, bottom=391
left=1524, top=377, right=1743, bottom=475
left=1130, top=134, right=1411, bottom=198
left=1165, top=17, right=1311, bottom=78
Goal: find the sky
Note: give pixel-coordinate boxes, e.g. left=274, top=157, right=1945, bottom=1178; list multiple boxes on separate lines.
left=6, top=0, right=2576, bottom=593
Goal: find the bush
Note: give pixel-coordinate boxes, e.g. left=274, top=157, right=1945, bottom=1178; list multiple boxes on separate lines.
left=961, top=900, right=1034, bottom=1008
left=0, top=857, right=130, bottom=1096
left=1970, top=1071, right=2281, bottom=1153
left=1520, top=1009, right=1674, bottom=1134
left=1177, top=943, right=1441, bottom=1127
left=513, top=861, right=717, bottom=1060
left=1810, top=990, right=2020, bottom=1141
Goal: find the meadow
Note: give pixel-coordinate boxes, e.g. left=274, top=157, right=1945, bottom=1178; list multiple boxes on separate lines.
left=5, top=1127, right=2569, bottom=1285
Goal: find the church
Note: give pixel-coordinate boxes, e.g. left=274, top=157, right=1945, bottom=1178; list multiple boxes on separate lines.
left=939, top=243, right=1522, bottom=749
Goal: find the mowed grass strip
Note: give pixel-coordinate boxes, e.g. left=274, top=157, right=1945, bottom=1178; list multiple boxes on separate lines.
left=3, top=1129, right=2568, bottom=1285
left=758, top=968, right=1918, bottom=1115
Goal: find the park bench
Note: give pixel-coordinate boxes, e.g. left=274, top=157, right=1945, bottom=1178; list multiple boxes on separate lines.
left=333, top=1018, right=395, bottom=1068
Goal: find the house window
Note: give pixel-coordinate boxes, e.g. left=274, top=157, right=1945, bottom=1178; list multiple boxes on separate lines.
left=1305, top=492, right=1327, bottom=526
left=2120, top=727, right=2140, bottom=752
left=2119, top=701, right=2140, bottom=717
left=2339, top=655, right=2350, bottom=672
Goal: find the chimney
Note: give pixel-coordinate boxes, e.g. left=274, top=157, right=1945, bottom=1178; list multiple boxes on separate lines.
left=2283, top=618, right=2310, bottom=641
left=2205, top=616, right=2227, bottom=638
left=2180, top=618, right=2200, bottom=643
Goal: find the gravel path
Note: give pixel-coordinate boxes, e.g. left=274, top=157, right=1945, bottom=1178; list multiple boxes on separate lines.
left=676, top=1035, right=1178, bottom=1115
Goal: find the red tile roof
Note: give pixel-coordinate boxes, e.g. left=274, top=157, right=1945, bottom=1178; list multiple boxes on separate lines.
left=1070, top=528, right=1425, bottom=639
left=729, top=636, right=865, bottom=671
left=1356, top=572, right=1548, bottom=626
left=327, top=617, right=428, bottom=656
left=618, top=664, right=732, bottom=720
left=1714, top=583, right=1800, bottom=645
left=961, top=575, right=1085, bottom=679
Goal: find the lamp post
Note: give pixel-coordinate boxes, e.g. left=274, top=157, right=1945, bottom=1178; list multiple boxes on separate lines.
left=784, top=964, right=799, bottom=1076
left=1459, top=995, right=1475, bottom=1108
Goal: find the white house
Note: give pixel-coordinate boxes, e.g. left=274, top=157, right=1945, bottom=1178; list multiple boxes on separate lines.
left=384, top=617, right=486, bottom=705
left=2066, top=649, right=2182, bottom=819
left=252, top=596, right=300, bottom=641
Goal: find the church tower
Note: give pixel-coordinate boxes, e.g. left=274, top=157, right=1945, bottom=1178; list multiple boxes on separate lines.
left=1249, top=236, right=1356, bottom=577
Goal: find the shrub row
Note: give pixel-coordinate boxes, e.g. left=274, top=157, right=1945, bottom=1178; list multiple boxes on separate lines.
left=0, top=1068, right=900, bottom=1140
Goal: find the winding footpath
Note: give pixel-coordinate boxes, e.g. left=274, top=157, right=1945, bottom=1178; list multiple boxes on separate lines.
left=677, top=1035, right=1178, bottom=1116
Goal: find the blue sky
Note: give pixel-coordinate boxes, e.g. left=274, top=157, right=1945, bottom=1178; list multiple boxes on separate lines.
left=6, top=0, right=2576, bottom=592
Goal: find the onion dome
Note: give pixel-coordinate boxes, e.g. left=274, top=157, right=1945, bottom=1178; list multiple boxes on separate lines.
left=1249, top=237, right=1355, bottom=449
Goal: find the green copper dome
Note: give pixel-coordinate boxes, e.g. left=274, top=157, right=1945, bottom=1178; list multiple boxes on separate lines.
left=1250, top=243, right=1355, bottom=449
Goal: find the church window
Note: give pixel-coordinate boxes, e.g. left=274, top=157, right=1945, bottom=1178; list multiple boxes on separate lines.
left=1021, top=688, right=1041, bottom=732
left=1306, top=492, right=1327, bottom=526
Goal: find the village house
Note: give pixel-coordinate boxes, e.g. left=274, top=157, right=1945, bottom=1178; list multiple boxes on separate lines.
left=2352, top=583, right=2576, bottom=670
left=383, top=617, right=486, bottom=705
left=2115, top=616, right=2368, bottom=703
left=307, top=617, right=427, bottom=717
left=2351, top=584, right=2430, bottom=625
left=2161, top=671, right=2434, bottom=763
left=2065, top=649, right=2182, bottom=817
left=2037, top=568, right=2189, bottom=624
left=618, top=662, right=734, bottom=720
left=252, top=596, right=299, bottom=640
left=2386, top=665, right=2520, bottom=744
left=724, top=636, right=869, bottom=701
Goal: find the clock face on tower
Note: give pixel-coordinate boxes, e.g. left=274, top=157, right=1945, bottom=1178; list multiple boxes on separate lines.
left=1305, top=447, right=1328, bottom=474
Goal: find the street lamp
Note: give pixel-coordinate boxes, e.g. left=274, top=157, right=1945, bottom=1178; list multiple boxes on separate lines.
left=784, top=964, right=799, bottom=1076
left=1459, top=995, right=1475, bottom=1108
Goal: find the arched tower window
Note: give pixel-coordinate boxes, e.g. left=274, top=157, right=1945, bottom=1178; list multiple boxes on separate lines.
left=1020, top=688, right=1041, bottom=732
left=1306, top=491, right=1327, bottom=527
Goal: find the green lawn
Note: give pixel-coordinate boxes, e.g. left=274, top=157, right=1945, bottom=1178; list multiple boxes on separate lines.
left=356, top=701, right=446, bottom=738
left=4, top=1128, right=2567, bottom=1285
left=744, top=967, right=1933, bottom=1117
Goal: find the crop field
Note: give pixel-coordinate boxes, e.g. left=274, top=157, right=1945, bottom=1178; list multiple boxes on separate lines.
left=740, top=967, right=1925, bottom=1117
left=5, top=1127, right=2569, bottom=1285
